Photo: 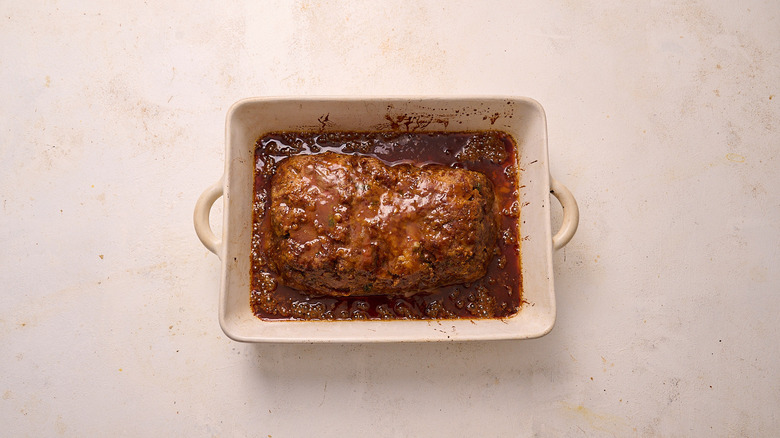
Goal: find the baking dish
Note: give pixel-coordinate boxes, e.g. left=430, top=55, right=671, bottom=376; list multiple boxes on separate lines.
left=194, top=97, right=578, bottom=342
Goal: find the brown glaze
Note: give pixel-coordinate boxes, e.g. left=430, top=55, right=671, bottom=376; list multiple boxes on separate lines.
left=269, top=152, right=498, bottom=297
left=251, top=131, right=522, bottom=320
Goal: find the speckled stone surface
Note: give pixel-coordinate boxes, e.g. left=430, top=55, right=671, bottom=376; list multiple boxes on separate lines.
left=1, top=1, right=778, bottom=436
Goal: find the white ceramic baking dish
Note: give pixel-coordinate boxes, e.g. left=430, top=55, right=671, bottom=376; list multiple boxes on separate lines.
left=194, top=97, right=578, bottom=343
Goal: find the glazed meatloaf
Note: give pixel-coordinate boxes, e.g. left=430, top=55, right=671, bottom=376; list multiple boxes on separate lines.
left=268, top=151, right=499, bottom=297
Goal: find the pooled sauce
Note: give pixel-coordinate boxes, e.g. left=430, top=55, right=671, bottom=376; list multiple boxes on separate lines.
left=251, top=131, right=522, bottom=320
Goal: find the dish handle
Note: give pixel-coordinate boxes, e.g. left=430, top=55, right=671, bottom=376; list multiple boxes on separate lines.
left=549, top=177, right=579, bottom=250
left=194, top=178, right=224, bottom=257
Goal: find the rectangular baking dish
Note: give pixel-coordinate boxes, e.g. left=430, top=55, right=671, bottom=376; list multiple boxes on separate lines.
left=194, top=97, right=578, bottom=342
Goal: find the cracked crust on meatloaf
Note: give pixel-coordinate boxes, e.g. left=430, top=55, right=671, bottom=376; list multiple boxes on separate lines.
left=268, top=151, right=499, bottom=297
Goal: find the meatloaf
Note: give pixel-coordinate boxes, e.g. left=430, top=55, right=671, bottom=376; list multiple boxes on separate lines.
left=268, top=151, right=499, bottom=297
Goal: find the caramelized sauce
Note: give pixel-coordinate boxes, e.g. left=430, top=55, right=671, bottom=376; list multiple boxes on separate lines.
left=251, top=131, right=522, bottom=320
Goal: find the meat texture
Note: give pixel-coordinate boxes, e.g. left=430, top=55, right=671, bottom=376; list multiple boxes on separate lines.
left=268, top=152, right=498, bottom=297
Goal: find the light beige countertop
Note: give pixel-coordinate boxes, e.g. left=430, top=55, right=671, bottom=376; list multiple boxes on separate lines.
left=2, top=1, right=778, bottom=436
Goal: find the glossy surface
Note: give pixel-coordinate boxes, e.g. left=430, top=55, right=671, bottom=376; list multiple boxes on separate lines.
left=251, top=132, right=521, bottom=320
